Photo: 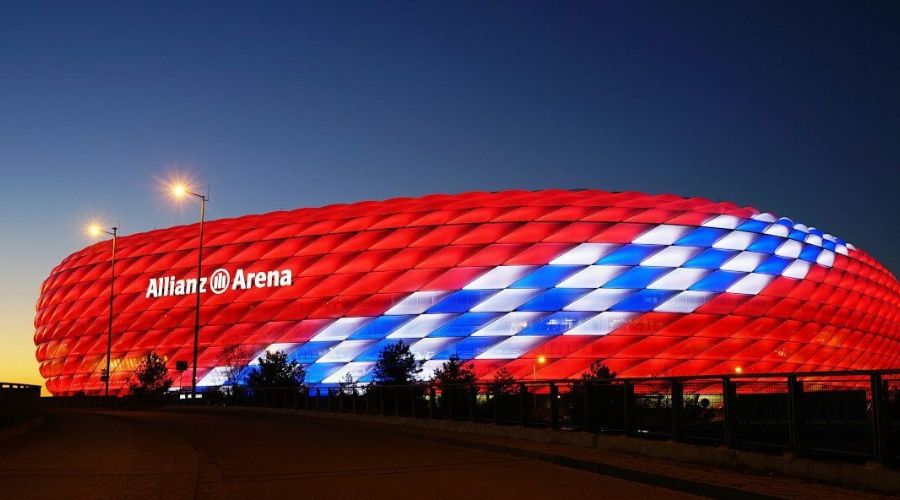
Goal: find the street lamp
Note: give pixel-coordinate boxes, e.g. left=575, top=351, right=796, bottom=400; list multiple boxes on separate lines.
left=88, top=224, right=117, bottom=397
left=533, top=354, right=547, bottom=381
left=171, top=183, right=208, bottom=399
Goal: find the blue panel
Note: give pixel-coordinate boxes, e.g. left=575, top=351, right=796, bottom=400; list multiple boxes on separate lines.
left=519, top=311, right=594, bottom=335
left=435, top=336, right=505, bottom=360
left=288, top=341, right=340, bottom=364
left=304, top=363, right=344, bottom=384
left=674, top=227, right=728, bottom=247
left=602, top=266, right=670, bottom=289
left=609, top=289, right=677, bottom=312
left=775, top=218, right=794, bottom=228
left=597, top=245, right=664, bottom=266
left=428, top=312, right=502, bottom=337
left=809, top=228, right=823, bottom=237
left=683, top=249, right=738, bottom=269
left=688, top=270, right=745, bottom=292
left=788, top=229, right=807, bottom=241
left=348, top=315, right=412, bottom=340
left=799, top=245, right=821, bottom=262
left=354, top=339, right=411, bottom=362
left=747, top=235, right=783, bottom=254
left=736, top=219, right=770, bottom=233
left=517, top=288, right=591, bottom=312
left=755, top=255, right=792, bottom=275
left=822, top=240, right=836, bottom=251
left=511, top=265, right=584, bottom=288
left=427, top=289, right=498, bottom=313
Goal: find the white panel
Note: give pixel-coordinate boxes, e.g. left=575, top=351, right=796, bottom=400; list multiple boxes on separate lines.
left=816, top=249, right=835, bottom=267
left=712, top=231, right=758, bottom=251
left=463, top=265, right=534, bottom=290
left=846, top=242, right=855, bottom=250
left=387, top=313, right=455, bottom=339
left=632, top=225, right=691, bottom=245
left=197, top=367, right=229, bottom=387
left=476, top=335, right=550, bottom=360
left=472, top=312, right=546, bottom=336
left=774, top=240, right=803, bottom=258
left=419, top=360, right=449, bottom=381
left=726, top=273, right=774, bottom=295
left=384, top=290, right=450, bottom=315
left=556, top=265, right=627, bottom=288
left=311, top=317, right=371, bottom=341
left=836, top=244, right=848, bottom=255
left=764, top=224, right=790, bottom=237
left=564, top=288, right=636, bottom=311
left=782, top=260, right=811, bottom=279
left=250, top=342, right=300, bottom=364
left=471, top=288, right=542, bottom=312
left=316, top=340, right=373, bottom=363
left=793, top=223, right=809, bottom=232
left=702, top=215, right=744, bottom=229
left=653, top=291, right=716, bottom=313
left=720, top=252, right=768, bottom=272
left=804, top=234, right=823, bottom=247
left=823, top=234, right=836, bottom=242
left=550, top=243, right=620, bottom=265
left=752, top=212, right=776, bottom=222
left=321, top=362, right=375, bottom=384
left=409, top=338, right=458, bottom=360
left=565, top=311, right=637, bottom=336
left=640, top=246, right=701, bottom=267
left=646, top=268, right=710, bottom=290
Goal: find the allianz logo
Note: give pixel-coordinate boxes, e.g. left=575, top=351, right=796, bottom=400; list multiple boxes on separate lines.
left=145, top=268, right=293, bottom=299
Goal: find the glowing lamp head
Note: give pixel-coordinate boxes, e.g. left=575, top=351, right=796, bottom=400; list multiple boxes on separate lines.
left=171, top=183, right=189, bottom=198
left=537, top=355, right=547, bottom=365
left=734, top=366, right=743, bottom=374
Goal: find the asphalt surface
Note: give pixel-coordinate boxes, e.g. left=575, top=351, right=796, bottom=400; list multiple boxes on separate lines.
left=0, top=411, right=704, bottom=500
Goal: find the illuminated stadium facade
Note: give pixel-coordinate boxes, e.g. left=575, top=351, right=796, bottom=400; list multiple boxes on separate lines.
left=34, top=190, right=900, bottom=396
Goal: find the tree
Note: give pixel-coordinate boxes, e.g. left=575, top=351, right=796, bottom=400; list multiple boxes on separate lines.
left=220, top=345, right=253, bottom=387
left=373, top=341, right=422, bottom=385
left=568, top=360, right=619, bottom=428
left=246, top=350, right=306, bottom=388
left=431, top=354, right=476, bottom=387
left=129, top=351, right=172, bottom=396
left=487, top=367, right=517, bottom=397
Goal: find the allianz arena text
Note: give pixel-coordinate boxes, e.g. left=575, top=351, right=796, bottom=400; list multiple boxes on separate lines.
left=34, top=190, right=900, bottom=395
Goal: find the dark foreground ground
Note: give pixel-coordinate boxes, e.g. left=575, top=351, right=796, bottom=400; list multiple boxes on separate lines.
left=0, top=410, right=889, bottom=500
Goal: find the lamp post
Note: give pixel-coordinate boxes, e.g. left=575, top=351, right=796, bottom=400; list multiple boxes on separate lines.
left=533, top=354, right=547, bottom=381
left=171, top=184, right=208, bottom=399
left=88, top=224, right=117, bottom=397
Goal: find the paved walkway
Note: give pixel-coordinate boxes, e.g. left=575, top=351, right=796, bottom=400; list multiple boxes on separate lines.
left=0, top=410, right=889, bottom=500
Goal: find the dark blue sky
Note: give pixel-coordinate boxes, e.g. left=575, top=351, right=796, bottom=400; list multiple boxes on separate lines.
left=2, top=2, right=899, bottom=382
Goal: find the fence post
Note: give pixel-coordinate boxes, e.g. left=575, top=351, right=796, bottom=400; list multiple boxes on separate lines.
left=583, top=381, right=592, bottom=432
left=623, top=381, right=635, bottom=436
left=788, top=376, right=805, bottom=456
left=379, top=386, right=385, bottom=416
left=327, top=388, right=334, bottom=411
left=518, top=383, right=527, bottom=427
left=470, top=384, right=477, bottom=422
left=722, top=377, right=737, bottom=448
left=429, top=386, right=436, bottom=419
left=671, top=380, right=684, bottom=442
left=870, top=373, right=888, bottom=462
left=315, top=387, right=322, bottom=411
left=549, top=382, right=559, bottom=430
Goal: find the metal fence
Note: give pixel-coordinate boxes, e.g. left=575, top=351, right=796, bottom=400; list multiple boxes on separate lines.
left=0, top=382, right=41, bottom=427
left=173, top=368, right=900, bottom=466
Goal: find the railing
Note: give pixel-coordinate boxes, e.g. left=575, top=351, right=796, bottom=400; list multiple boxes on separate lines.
left=0, top=382, right=42, bottom=427
left=173, top=368, right=900, bottom=466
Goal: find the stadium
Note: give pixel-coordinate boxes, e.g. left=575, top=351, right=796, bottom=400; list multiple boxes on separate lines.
left=34, top=190, right=900, bottom=396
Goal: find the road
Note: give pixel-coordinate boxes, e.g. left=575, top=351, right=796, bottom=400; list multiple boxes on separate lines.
left=0, top=410, right=703, bottom=500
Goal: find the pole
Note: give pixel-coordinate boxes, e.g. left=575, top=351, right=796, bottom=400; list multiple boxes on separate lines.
left=104, top=227, right=117, bottom=397
left=191, top=195, right=206, bottom=399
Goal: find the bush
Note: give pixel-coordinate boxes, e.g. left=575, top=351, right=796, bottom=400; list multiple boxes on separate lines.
left=431, top=354, right=476, bottom=387
left=246, top=350, right=306, bottom=388
left=129, top=352, right=172, bottom=396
